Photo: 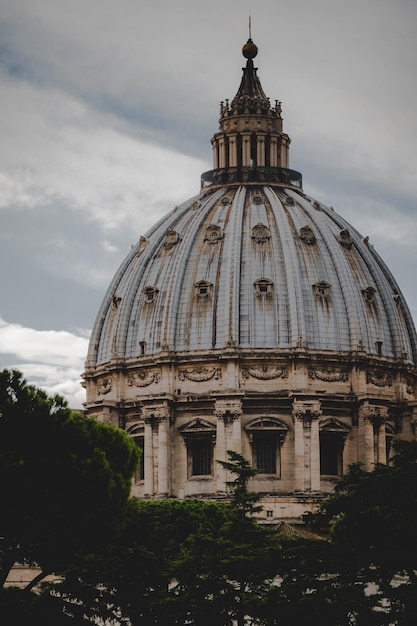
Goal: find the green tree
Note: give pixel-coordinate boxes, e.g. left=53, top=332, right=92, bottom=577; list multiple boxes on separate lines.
left=304, top=440, right=417, bottom=625
left=0, top=369, right=139, bottom=590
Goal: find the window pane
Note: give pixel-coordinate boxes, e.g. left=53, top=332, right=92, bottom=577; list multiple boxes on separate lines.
left=192, top=439, right=212, bottom=475
left=256, top=438, right=276, bottom=473
left=320, top=434, right=340, bottom=475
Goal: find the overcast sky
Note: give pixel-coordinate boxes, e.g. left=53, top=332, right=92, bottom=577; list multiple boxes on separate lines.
left=0, top=0, right=416, bottom=408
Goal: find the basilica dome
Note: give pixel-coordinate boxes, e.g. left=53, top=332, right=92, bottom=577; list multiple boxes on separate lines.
left=84, top=38, right=417, bottom=517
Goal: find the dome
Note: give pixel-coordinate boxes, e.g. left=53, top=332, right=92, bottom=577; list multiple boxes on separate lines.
left=84, top=37, right=417, bottom=515
left=86, top=185, right=416, bottom=365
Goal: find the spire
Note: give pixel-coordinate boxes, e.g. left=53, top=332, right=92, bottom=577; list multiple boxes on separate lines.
left=230, top=37, right=271, bottom=115
left=201, top=37, right=302, bottom=190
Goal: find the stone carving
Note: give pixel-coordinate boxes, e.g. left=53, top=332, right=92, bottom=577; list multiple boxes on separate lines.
left=221, top=196, right=231, bottom=204
left=285, top=196, right=295, bottom=206
left=112, top=295, right=121, bottom=309
left=143, top=406, right=169, bottom=423
left=293, top=408, right=321, bottom=421
left=309, top=368, right=348, bottom=382
left=251, top=223, right=270, bottom=244
left=191, top=200, right=201, bottom=210
left=242, top=366, right=288, bottom=380
left=128, top=371, right=161, bottom=387
left=406, top=377, right=415, bottom=395
left=254, top=278, right=273, bottom=297
left=215, top=400, right=242, bottom=420
left=252, top=195, right=263, bottom=205
left=97, top=378, right=112, bottom=395
left=299, top=225, right=316, bottom=245
left=366, top=372, right=393, bottom=387
left=163, top=229, right=180, bottom=249
left=313, top=281, right=331, bottom=299
left=361, top=406, right=388, bottom=422
left=179, top=367, right=221, bottom=382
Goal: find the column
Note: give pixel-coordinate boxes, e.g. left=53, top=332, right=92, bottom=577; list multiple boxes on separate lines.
left=256, top=133, right=266, bottom=167
left=144, top=419, right=154, bottom=496
left=293, top=415, right=304, bottom=492
left=228, top=133, right=237, bottom=167
left=310, top=417, right=320, bottom=491
left=158, top=417, right=169, bottom=497
left=269, top=136, right=278, bottom=167
left=241, top=132, right=251, bottom=166
left=218, top=137, right=226, bottom=168
left=216, top=417, right=226, bottom=493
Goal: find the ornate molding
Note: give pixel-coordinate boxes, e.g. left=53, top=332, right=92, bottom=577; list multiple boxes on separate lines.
left=360, top=406, right=389, bottom=422
left=97, top=378, right=112, bottom=395
left=143, top=406, right=170, bottom=423
left=242, top=366, right=288, bottom=380
left=128, top=371, right=160, bottom=387
left=215, top=400, right=242, bottom=421
left=366, top=372, right=393, bottom=387
left=292, top=401, right=321, bottom=422
left=309, top=368, right=348, bottom=382
left=179, top=367, right=221, bottom=382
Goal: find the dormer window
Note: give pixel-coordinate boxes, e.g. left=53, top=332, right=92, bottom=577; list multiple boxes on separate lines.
left=204, top=225, right=223, bottom=244
left=313, top=281, right=331, bottom=299
left=142, top=286, right=159, bottom=304
left=362, top=286, right=377, bottom=304
left=251, top=223, right=270, bottom=245
left=339, top=229, right=352, bottom=249
left=194, top=280, right=213, bottom=298
left=254, top=278, right=273, bottom=298
left=163, top=229, right=180, bottom=250
left=300, top=225, right=316, bottom=245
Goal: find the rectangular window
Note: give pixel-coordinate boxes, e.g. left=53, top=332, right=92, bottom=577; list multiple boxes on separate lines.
left=192, top=439, right=212, bottom=476
left=320, top=434, right=342, bottom=475
left=255, top=437, right=277, bottom=474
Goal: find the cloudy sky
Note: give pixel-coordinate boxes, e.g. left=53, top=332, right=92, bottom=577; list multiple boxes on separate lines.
left=0, top=0, right=416, bottom=408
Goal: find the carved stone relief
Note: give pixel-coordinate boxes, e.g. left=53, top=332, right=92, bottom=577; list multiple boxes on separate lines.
left=128, top=371, right=161, bottom=387
left=97, top=378, right=112, bottom=395
left=309, top=368, right=349, bottom=382
left=251, top=223, right=270, bottom=244
left=178, top=367, right=221, bottom=382
left=242, top=366, right=288, bottom=380
left=204, top=224, right=223, bottom=244
left=339, top=229, right=352, bottom=248
left=366, top=372, right=393, bottom=387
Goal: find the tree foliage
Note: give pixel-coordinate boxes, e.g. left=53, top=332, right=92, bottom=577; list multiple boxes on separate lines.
left=0, top=369, right=139, bottom=589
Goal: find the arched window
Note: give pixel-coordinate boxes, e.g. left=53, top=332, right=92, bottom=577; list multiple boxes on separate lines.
left=246, top=417, right=288, bottom=476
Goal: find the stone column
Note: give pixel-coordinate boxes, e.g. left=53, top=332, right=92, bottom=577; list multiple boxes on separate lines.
left=358, top=406, right=387, bottom=470
left=228, top=133, right=237, bottom=167
left=144, top=418, right=154, bottom=496
left=377, top=422, right=387, bottom=465
left=215, top=417, right=226, bottom=493
left=292, top=400, right=322, bottom=493
left=256, top=133, right=266, bottom=167
left=215, top=397, right=243, bottom=492
left=293, top=414, right=305, bottom=492
left=269, top=136, right=278, bottom=167
left=218, top=137, right=226, bottom=168
left=310, top=417, right=320, bottom=491
left=241, top=132, right=251, bottom=167
left=158, top=417, right=169, bottom=497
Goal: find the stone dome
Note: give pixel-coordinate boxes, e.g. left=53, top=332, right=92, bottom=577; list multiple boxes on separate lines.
left=86, top=185, right=416, bottom=366
left=84, top=37, right=417, bottom=516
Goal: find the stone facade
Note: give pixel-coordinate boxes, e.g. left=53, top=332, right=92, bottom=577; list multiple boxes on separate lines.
left=83, top=38, right=417, bottom=520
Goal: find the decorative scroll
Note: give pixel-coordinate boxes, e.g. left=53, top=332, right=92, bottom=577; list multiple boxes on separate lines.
left=309, top=368, right=348, bottom=382
left=242, top=366, right=288, bottom=380
left=293, top=408, right=321, bottom=421
left=128, top=371, right=160, bottom=387
left=179, top=367, right=221, bottom=382
left=366, top=372, right=393, bottom=387
left=97, top=378, right=112, bottom=395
